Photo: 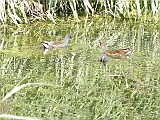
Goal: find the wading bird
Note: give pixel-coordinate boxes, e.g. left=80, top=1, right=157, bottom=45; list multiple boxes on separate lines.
left=97, top=42, right=131, bottom=59
left=42, top=34, right=72, bottom=55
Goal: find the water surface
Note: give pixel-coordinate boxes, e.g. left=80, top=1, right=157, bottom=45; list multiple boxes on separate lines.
left=1, top=18, right=159, bottom=119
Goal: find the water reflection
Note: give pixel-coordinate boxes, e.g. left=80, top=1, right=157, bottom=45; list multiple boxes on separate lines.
left=0, top=21, right=159, bottom=78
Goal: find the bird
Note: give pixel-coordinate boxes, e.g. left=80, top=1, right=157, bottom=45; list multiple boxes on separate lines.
left=98, top=54, right=108, bottom=67
left=97, top=42, right=131, bottom=59
left=41, top=34, right=72, bottom=55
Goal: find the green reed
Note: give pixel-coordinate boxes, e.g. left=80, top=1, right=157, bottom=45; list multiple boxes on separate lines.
left=0, top=0, right=160, bottom=25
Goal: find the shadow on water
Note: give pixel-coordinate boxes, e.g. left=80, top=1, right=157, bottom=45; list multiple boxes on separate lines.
left=0, top=18, right=159, bottom=119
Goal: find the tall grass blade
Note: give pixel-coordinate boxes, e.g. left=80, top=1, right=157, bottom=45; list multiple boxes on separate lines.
left=0, top=0, right=5, bottom=24
left=7, top=8, right=20, bottom=26
left=136, top=0, right=141, bottom=18
left=1, top=83, right=44, bottom=102
left=151, top=0, right=159, bottom=22
left=69, top=0, right=79, bottom=21
left=151, top=0, right=158, bottom=16
left=83, top=0, right=94, bottom=15
left=7, top=0, right=22, bottom=25
left=0, top=114, right=40, bottom=120
left=46, top=10, right=56, bottom=23
left=0, top=39, right=5, bottom=50
left=144, top=0, right=148, bottom=21
left=19, top=0, right=28, bottom=23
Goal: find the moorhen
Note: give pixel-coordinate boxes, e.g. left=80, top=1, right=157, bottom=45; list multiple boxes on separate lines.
left=42, top=34, right=72, bottom=55
left=98, top=42, right=131, bottom=59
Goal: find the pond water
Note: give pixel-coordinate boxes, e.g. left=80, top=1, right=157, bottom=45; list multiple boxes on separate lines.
left=1, top=17, right=160, bottom=119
